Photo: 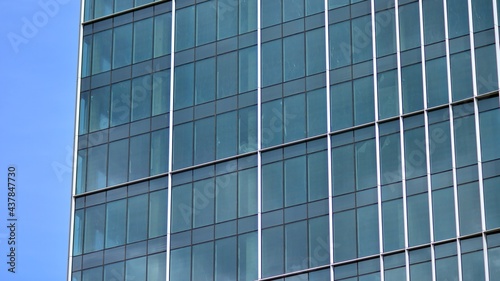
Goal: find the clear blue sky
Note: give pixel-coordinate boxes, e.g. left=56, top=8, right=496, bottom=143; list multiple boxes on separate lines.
left=0, top=0, right=80, bottom=280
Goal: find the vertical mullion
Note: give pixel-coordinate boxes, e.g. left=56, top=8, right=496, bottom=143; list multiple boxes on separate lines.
left=166, top=1, right=176, bottom=280
left=323, top=0, right=334, bottom=280
left=257, top=0, right=262, bottom=278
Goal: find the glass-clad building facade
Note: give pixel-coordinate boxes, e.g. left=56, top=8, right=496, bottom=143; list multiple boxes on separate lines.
left=69, top=0, right=500, bottom=280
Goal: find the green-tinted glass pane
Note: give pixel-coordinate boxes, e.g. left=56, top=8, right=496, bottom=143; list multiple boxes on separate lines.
left=92, top=30, right=112, bottom=74
left=239, top=46, right=257, bottom=93
left=127, top=194, right=148, bottom=243
left=105, top=262, right=124, bottom=281
left=404, top=127, right=427, bottom=179
left=352, top=15, right=372, bottom=63
left=262, top=99, right=283, bottom=148
left=217, top=52, right=238, bottom=98
left=87, top=144, right=107, bottom=191
left=238, top=232, right=258, bottom=281
left=106, top=199, right=126, bottom=247
left=131, top=75, right=152, bottom=121
left=354, top=76, right=374, bottom=125
left=356, top=139, right=377, bottom=190
left=73, top=210, right=84, bottom=255
left=330, top=20, right=351, bottom=69
left=306, top=27, right=326, bottom=75
left=149, top=189, right=167, bottom=238
left=358, top=205, right=379, bottom=257
left=150, top=129, right=168, bottom=175
left=82, top=267, right=102, bottom=281
left=378, top=69, right=399, bottom=119
left=239, top=106, right=258, bottom=153
left=462, top=251, right=485, bottom=281
left=433, top=188, right=456, bottom=241
left=307, top=88, right=327, bottom=137
left=239, top=167, right=258, bottom=217
left=436, top=256, right=458, bottom=281
left=195, top=58, right=215, bottom=104
left=480, top=108, right=500, bottom=161
left=309, top=216, right=330, bottom=267
left=332, top=144, right=355, bottom=195
left=285, top=221, right=308, bottom=272
left=262, top=39, right=283, bottom=86
left=215, top=237, right=237, bottom=280
left=308, top=151, right=328, bottom=201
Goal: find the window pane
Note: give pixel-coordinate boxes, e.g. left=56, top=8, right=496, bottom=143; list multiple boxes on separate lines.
left=462, top=251, right=485, bottom=281
left=262, top=39, right=283, bottom=87
left=131, top=75, right=152, bottom=121
left=196, top=2, right=216, bottom=46
left=149, top=189, right=167, bottom=238
left=147, top=253, right=166, bottom=281
left=239, top=167, right=258, bottom=217
left=330, top=20, right=351, bottom=69
left=358, top=205, right=379, bottom=257
left=239, top=46, right=257, bottom=93
left=309, top=216, right=330, bottom=267
left=170, top=247, right=191, bottom=281
left=218, top=0, right=238, bottom=39
left=127, top=194, right=148, bottom=243
left=331, top=82, right=353, bottom=130
left=428, top=121, right=451, bottom=172
left=404, top=127, right=427, bottom=179
left=106, top=199, right=126, bottom=248
left=352, top=15, right=372, bottom=63
left=385, top=267, right=406, bottom=281
left=402, top=63, right=424, bottom=113
left=195, top=58, right=216, bottom=104
left=262, top=0, right=282, bottom=28
left=284, top=34, right=305, bottom=81
left=111, top=81, right=131, bottom=127
left=308, top=151, right=328, bottom=201
left=423, top=0, right=445, bottom=44
left=484, top=177, right=500, bottom=229
left=378, top=69, right=399, bottom=119
left=284, top=94, right=306, bottom=142
left=238, top=232, right=258, bottom=281
left=151, top=129, right=168, bottom=175
left=433, top=187, right=456, bottom=241
left=108, top=139, right=128, bottom=186
left=306, top=28, right=326, bottom=75
left=262, top=99, right=283, bottom=148
left=239, top=106, right=257, bottom=153
left=173, top=123, right=193, bottom=170
left=115, top=0, right=132, bottom=12
left=472, top=0, right=494, bottom=32
left=217, top=52, right=238, bottom=98
left=87, top=144, right=107, bottom=191
left=216, top=172, right=237, bottom=222
left=73, top=210, right=84, bottom=255
left=436, top=256, right=458, bottom=281
left=129, top=133, right=150, bottom=181
left=84, top=205, right=105, bottom=253
left=215, top=237, right=237, bottom=280
left=383, top=199, right=405, bottom=251
left=407, top=194, right=430, bottom=246
left=285, top=221, right=307, bottom=272
left=356, top=139, right=377, bottom=190
left=307, top=88, right=327, bottom=137
left=192, top=242, right=214, bottom=281
left=451, top=51, right=473, bottom=101
left=152, top=70, right=170, bottom=116
left=174, top=63, right=194, bottom=109
left=285, top=156, right=307, bottom=207
left=126, top=257, right=146, bottom=281
left=193, top=179, right=215, bottom=228
left=332, top=144, right=355, bottom=196
left=194, top=117, right=215, bottom=165
left=399, top=3, right=421, bottom=51
left=239, top=0, right=257, bottom=33
left=380, top=133, right=402, bottom=184
left=92, top=30, right=112, bottom=74
left=175, top=7, right=195, bottom=51
left=262, top=162, right=283, bottom=211
left=89, top=86, right=110, bottom=132
left=426, top=57, right=449, bottom=107
left=133, top=18, right=153, bottom=63
left=154, top=13, right=171, bottom=58
left=113, top=24, right=132, bottom=69
left=475, top=45, right=499, bottom=95
left=262, top=226, right=284, bottom=277
left=447, top=0, right=469, bottom=38
left=488, top=247, right=500, bottom=279
left=354, top=76, right=374, bottom=125
left=79, top=92, right=89, bottom=134
left=82, top=267, right=102, bottom=281
left=453, top=114, right=477, bottom=167
left=458, top=182, right=482, bottom=235
left=376, top=9, right=397, bottom=57
left=216, top=111, right=237, bottom=159
left=105, top=262, right=124, bottom=281
left=334, top=210, right=356, bottom=261
left=171, top=184, right=192, bottom=232
left=283, top=0, right=304, bottom=22
left=76, top=150, right=87, bottom=194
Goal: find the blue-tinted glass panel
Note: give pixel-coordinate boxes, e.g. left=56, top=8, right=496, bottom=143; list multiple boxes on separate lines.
left=376, top=9, right=397, bottom=57
left=426, top=57, right=449, bottom=107
left=378, top=69, right=399, bottom=119
left=284, top=34, right=305, bottom=81
left=238, top=232, right=258, bottom=281
left=262, top=39, right=283, bottom=87
left=82, top=36, right=92, bottom=77
left=131, top=75, right=152, bottom=121
left=423, top=0, right=445, bottom=44
left=399, top=3, right=421, bottom=51
left=148, top=253, right=166, bottom=281
left=330, top=20, right=351, bottom=69
left=306, top=28, right=326, bottom=75
left=154, top=13, right=171, bottom=58
left=176, top=7, right=195, bottom=51
left=149, top=189, right=167, bottom=238
left=285, top=221, right=307, bottom=272
left=129, top=133, right=150, bottom=180
left=380, top=133, right=401, bottom=184
left=215, top=237, right=237, bottom=280
left=217, top=52, right=238, bottom=98
left=171, top=184, right=192, bottom=232
left=433, top=188, right=456, bottom=241
left=87, top=144, right=107, bottom=191
left=174, top=63, right=194, bottom=110
left=152, top=70, right=170, bottom=116
left=284, top=0, right=304, bottom=22
left=73, top=210, right=84, bottom=255
left=196, top=2, right=216, bottom=46
left=472, top=0, right=494, bottom=32
left=133, top=18, right=153, bottom=63
left=429, top=121, right=452, bottom=173
left=447, top=0, right=469, bottom=38
left=239, top=168, right=258, bottom=217
left=173, top=123, right=193, bottom=170
left=84, top=204, right=105, bottom=253
left=453, top=114, right=477, bottom=168
left=334, top=210, right=357, bottom=261
left=458, top=182, right=482, bottom=235
left=218, top=0, right=238, bottom=40
left=92, top=30, right=112, bottom=74
left=262, top=162, right=283, bottom=211
left=404, top=127, right=427, bottom=179
left=402, top=63, right=423, bottom=113
left=108, top=139, right=128, bottom=186
left=480, top=108, right=500, bottom=161
left=354, top=76, right=374, bottom=125
left=407, top=194, right=430, bottom=246
left=462, top=251, right=485, bottom=281
left=451, top=51, right=473, bottom=101
left=170, top=247, right=191, bottom=281
left=307, top=88, right=327, bottom=137
left=111, top=81, right=131, bottom=126
left=436, top=256, right=459, bottom=281
left=195, top=58, right=215, bottom=104
left=239, top=46, right=257, bottom=93
left=194, top=117, right=215, bottom=165
left=192, top=242, right=214, bottom=280
left=239, top=106, right=258, bottom=153
left=308, top=151, right=328, bottom=201
left=113, top=24, right=132, bottom=69
left=284, top=94, right=306, bottom=142
left=262, top=0, right=282, bottom=28
left=217, top=111, right=237, bottom=159
left=484, top=177, right=500, bottom=229
left=358, top=204, right=379, bottom=257
left=284, top=156, right=307, bottom=207
left=89, top=86, right=110, bottom=132
left=383, top=199, right=404, bottom=251
left=331, top=82, right=353, bottom=131
left=106, top=199, right=126, bottom=248
left=332, top=144, right=355, bottom=196
left=262, top=99, right=283, bottom=148
left=352, top=15, right=373, bottom=64
left=127, top=194, right=148, bottom=243
left=216, top=173, right=237, bottom=222
left=356, top=139, right=377, bottom=190
left=262, top=226, right=284, bottom=277
left=309, top=216, right=330, bottom=267
left=240, top=0, right=257, bottom=33
left=475, top=45, right=499, bottom=95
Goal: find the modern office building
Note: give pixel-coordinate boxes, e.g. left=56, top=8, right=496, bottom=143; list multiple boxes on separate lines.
left=68, top=0, right=500, bottom=280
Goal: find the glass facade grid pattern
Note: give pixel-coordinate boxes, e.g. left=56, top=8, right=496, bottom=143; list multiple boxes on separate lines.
left=69, top=0, right=500, bottom=281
